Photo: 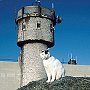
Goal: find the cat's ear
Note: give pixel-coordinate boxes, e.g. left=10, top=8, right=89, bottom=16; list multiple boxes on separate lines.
left=46, top=48, right=50, bottom=53
left=47, top=48, right=50, bottom=51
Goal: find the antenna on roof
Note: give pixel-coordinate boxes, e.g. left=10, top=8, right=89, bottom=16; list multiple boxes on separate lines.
left=33, top=0, right=41, bottom=6
left=52, top=3, right=54, bottom=9
left=70, top=53, right=73, bottom=59
left=68, top=53, right=70, bottom=60
left=76, top=56, right=77, bottom=63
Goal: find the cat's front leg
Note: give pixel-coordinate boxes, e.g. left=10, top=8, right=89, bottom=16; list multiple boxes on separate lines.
left=51, top=70, right=56, bottom=82
left=44, top=66, right=51, bottom=82
left=46, top=71, right=51, bottom=82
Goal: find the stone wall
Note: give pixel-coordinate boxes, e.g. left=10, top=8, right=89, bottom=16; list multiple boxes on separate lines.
left=64, top=64, right=90, bottom=77
left=21, top=43, right=47, bottom=86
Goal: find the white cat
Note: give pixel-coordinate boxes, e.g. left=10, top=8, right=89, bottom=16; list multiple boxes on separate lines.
left=40, top=50, right=65, bottom=82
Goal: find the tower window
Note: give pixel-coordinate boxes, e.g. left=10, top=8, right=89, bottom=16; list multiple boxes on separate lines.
left=50, top=24, right=53, bottom=32
left=37, top=21, right=41, bottom=29
left=22, top=24, right=26, bottom=30
left=22, top=19, right=26, bottom=30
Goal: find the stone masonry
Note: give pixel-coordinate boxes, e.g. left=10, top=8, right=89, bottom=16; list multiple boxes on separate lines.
left=21, top=43, right=47, bottom=86
left=16, top=5, right=56, bottom=86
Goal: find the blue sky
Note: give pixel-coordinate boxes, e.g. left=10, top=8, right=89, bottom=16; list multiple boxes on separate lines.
left=0, top=0, right=90, bottom=65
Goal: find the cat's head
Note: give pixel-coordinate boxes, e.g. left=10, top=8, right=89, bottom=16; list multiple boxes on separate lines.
left=40, top=50, right=50, bottom=60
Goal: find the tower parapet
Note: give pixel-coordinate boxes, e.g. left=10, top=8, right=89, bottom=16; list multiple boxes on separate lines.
left=16, top=6, right=56, bottom=48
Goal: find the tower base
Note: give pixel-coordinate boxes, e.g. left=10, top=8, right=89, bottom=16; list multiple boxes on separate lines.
left=20, top=43, right=47, bottom=86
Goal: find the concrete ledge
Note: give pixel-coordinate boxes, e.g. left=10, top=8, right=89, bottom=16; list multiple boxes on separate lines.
left=64, top=64, right=90, bottom=77
left=0, top=62, right=90, bottom=90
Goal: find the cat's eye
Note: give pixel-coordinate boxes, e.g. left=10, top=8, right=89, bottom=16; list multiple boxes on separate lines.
left=45, top=50, right=48, bottom=54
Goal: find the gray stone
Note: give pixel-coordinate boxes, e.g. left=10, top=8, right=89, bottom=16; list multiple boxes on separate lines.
left=17, top=76, right=90, bottom=90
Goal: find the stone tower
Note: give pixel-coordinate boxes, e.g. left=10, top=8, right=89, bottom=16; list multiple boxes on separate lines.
left=16, top=1, right=61, bottom=86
